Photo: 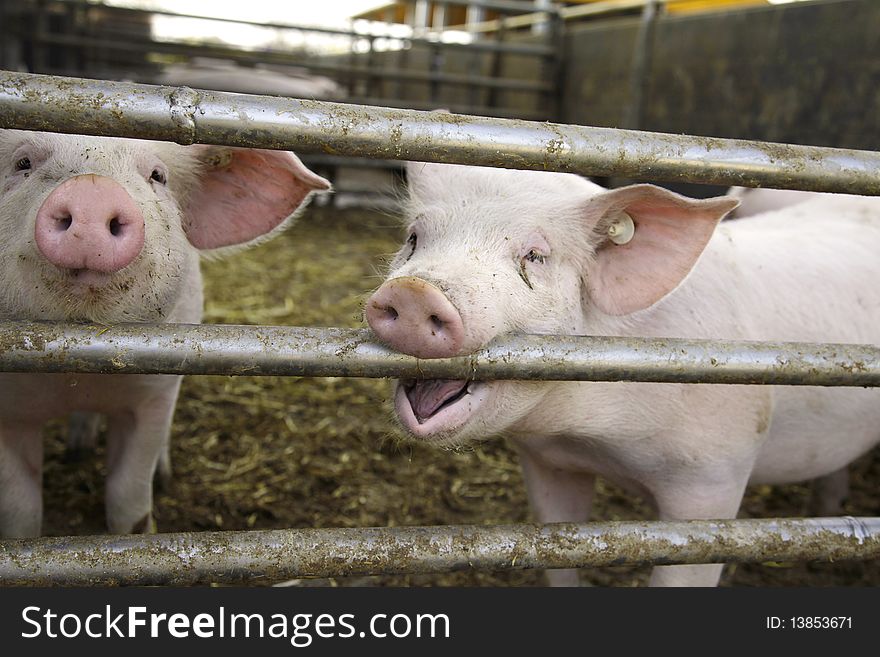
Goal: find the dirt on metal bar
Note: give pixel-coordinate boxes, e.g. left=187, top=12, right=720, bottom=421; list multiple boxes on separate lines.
left=1, top=517, right=878, bottom=586
left=1, top=321, right=879, bottom=386
left=2, top=71, right=880, bottom=194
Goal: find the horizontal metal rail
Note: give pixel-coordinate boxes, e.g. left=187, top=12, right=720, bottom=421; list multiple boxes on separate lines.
left=2, top=72, right=879, bottom=193
left=1, top=322, right=879, bottom=386
left=37, top=0, right=556, bottom=55
left=32, top=28, right=555, bottom=59
left=30, top=34, right=554, bottom=92
left=412, top=0, right=552, bottom=12
left=1, top=517, right=877, bottom=586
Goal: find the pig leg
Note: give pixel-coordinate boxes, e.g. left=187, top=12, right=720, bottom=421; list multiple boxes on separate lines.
left=104, top=377, right=182, bottom=534
left=516, top=446, right=596, bottom=587
left=648, top=474, right=750, bottom=587
left=154, top=437, right=173, bottom=492
left=808, top=466, right=849, bottom=516
left=0, top=426, right=44, bottom=538
left=65, top=411, right=103, bottom=461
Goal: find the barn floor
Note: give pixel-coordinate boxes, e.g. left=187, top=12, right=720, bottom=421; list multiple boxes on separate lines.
left=41, top=204, right=879, bottom=586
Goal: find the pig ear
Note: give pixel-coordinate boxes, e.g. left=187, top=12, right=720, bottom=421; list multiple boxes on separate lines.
left=583, top=184, right=739, bottom=316
left=405, top=160, right=432, bottom=189
left=183, top=147, right=330, bottom=250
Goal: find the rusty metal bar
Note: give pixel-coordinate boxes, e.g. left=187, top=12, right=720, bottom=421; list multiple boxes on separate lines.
left=1, top=517, right=877, bottom=586
left=1, top=321, right=879, bottom=386
left=2, top=71, right=879, bottom=193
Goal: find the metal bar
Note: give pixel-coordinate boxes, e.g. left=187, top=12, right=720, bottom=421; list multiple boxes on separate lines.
left=464, top=2, right=559, bottom=34
left=365, top=36, right=377, bottom=99
left=24, top=35, right=555, bottom=92
left=1, top=322, right=879, bottom=386
left=30, top=30, right=555, bottom=60
left=543, top=3, right=566, bottom=123
left=413, top=0, right=544, bottom=13
left=2, top=517, right=877, bottom=586
left=622, top=0, right=660, bottom=131
left=562, top=0, right=666, bottom=21
left=412, top=37, right=553, bottom=56
left=465, top=0, right=654, bottom=33
left=61, top=0, right=546, bottom=23
left=2, top=72, right=879, bottom=193
left=343, top=60, right=554, bottom=92
left=32, top=0, right=49, bottom=73
left=485, top=13, right=506, bottom=110
left=36, top=1, right=555, bottom=55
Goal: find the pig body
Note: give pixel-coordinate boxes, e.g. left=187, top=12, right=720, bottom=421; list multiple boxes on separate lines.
left=726, top=186, right=832, bottom=218
left=366, top=163, right=880, bottom=586
left=727, top=185, right=855, bottom=515
left=0, top=129, right=329, bottom=538
left=157, top=58, right=345, bottom=100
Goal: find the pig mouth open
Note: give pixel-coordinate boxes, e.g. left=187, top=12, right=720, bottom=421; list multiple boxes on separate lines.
left=394, top=378, right=490, bottom=438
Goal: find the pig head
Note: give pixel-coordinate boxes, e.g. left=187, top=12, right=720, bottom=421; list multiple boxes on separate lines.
left=0, top=129, right=329, bottom=537
left=366, top=162, right=880, bottom=586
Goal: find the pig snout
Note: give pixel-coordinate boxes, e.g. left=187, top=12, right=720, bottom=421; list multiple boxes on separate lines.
left=366, top=276, right=465, bottom=358
left=34, top=174, right=145, bottom=274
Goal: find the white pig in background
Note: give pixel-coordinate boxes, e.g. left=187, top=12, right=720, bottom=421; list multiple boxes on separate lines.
left=726, top=186, right=832, bottom=219
left=0, top=129, right=330, bottom=538
left=365, top=162, right=880, bottom=587
left=726, top=185, right=852, bottom=516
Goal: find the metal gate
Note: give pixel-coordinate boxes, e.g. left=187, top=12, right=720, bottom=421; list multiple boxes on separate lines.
left=0, top=71, right=878, bottom=586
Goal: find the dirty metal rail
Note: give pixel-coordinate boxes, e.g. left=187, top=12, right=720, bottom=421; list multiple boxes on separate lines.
left=2, top=72, right=880, bottom=194
left=1, top=517, right=877, bottom=586
left=1, top=322, right=879, bottom=386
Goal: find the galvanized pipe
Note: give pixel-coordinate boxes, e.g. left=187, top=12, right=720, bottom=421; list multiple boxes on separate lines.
left=1, top=517, right=877, bottom=586
left=1, top=321, right=879, bottom=386
left=2, top=72, right=880, bottom=194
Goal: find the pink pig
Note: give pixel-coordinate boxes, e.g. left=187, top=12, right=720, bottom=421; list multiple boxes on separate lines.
left=725, top=186, right=832, bottom=219
left=0, top=129, right=329, bottom=538
left=366, top=162, right=880, bottom=586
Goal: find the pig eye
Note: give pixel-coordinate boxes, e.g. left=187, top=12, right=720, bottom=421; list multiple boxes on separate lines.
left=149, top=168, right=167, bottom=185
left=518, top=248, right=548, bottom=290
left=405, top=232, right=418, bottom=261
left=14, top=157, right=31, bottom=172
left=524, top=249, right=546, bottom=265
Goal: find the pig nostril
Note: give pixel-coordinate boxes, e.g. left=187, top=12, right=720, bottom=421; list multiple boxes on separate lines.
left=57, top=215, right=72, bottom=231
left=429, top=314, right=444, bottom=330
left=386, top=306, right=399, bottom=320
left=109, top=217, right=122, bottom=237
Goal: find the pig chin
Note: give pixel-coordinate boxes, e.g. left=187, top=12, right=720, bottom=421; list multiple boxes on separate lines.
left=34, top=268, right=172, bottom=323
left=393, top=379, right=492, bottom=444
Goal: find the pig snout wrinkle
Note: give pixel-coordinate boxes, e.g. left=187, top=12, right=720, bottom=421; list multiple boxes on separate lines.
left=366, top=276, right=465, bottom=358
left=34, top=174, right=145, bottom=274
